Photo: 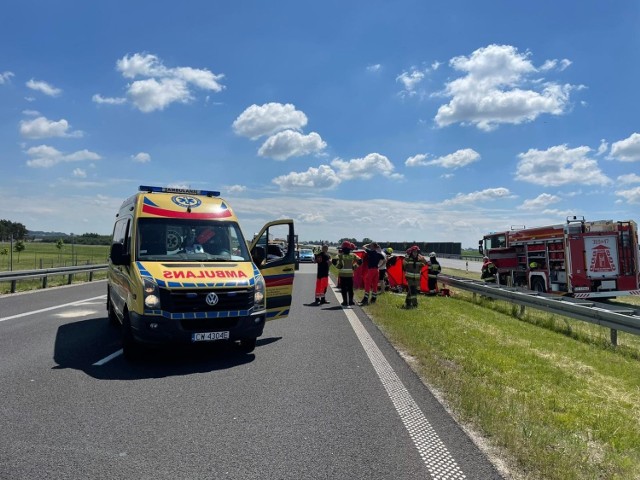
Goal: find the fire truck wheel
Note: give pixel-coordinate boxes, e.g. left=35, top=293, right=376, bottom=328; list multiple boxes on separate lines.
left=532, top=278, right=546, bottom=293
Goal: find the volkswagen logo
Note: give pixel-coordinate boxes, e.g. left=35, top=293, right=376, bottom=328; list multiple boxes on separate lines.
left=205, top=292, right=219, bottom=306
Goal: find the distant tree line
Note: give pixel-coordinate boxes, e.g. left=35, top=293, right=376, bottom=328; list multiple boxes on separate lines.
left=0, top=220, right=28, bottom=241
left=0, top=219, right=111, bottom=245
left=38, top=233, right=112, bottom=246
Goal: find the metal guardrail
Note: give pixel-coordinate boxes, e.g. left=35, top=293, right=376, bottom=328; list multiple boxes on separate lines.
left=0, top=264, right=108, bottom=293
left=439, top=274, right=640, bottom=345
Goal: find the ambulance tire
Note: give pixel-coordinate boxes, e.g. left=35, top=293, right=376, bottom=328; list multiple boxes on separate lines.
left=122, top=311, right=144, bottom=361
left=237, top=337, right=257, bottom=354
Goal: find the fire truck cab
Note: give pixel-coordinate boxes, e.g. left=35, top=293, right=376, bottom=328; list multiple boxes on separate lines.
left=479, top=216, right=640, bottom=298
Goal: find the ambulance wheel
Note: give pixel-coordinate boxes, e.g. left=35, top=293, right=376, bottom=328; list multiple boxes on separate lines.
left=122, top=311, right=143, bottom=360
left=237, top=337, right=257, bottom=353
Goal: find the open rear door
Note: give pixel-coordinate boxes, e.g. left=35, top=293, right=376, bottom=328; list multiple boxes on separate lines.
left=249, top=219, right=296, bottom=320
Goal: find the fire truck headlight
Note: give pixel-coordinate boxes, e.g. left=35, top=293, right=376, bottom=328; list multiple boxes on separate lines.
left=254, top=276, right=266, bottom=310
left=143, top=278, right=161, bottom=309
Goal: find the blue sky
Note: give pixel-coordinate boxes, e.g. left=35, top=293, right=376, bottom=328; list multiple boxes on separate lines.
left=1, top=1, right=639, bottom=248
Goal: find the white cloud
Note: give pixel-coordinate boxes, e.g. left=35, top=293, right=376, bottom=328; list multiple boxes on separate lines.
left=227, top=184, right=247, bottom=194
left=92, top=94, right=126, bottom=105
left=25, top=145, right=101, bottom=168
left=435, top=44, right=575, bottom=131
left=518, top=193, right=561, bottom=210
left=26, top=79, right=62, bottom=97
left=516, top=144, right=611, bottom=187
left=405, top=148, right=480, bottom=169
left=617, top=173, right=640, bottom=185
left=367, top=64, right=382, bottom=73
left=233, top=103, right=308, bottom=140
left=0, top=71, right=14, bottom=84
left=297, top=212, right=328, bottom=223
left=127, top=77, right=191, bottom=113
left=258, top=130, right=327, bottom=160
left=615, top=186, right=640, bottom=204
left=73, top=168, right=87, bottom=178
left=272, top=165, right=341, bottom=190
left=19, top=116, right=83, bottom=139
left=331, top=153, right=403, bottom=180
left=597, top=139, right=608, bottom=156
left=442, top=187, right=513, bottom=205
left=396, top=68, right=424, bottom=96
left=132, top=152, right=151, bottom=163
left=609, top=132, right=640, bottom=162
left=95, top=53, right=225, bottom=113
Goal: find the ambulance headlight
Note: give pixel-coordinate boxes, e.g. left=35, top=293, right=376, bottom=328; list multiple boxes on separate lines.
left=143, top=278, right=161, bottom=309
left=254, top=276, right=266, bottom=310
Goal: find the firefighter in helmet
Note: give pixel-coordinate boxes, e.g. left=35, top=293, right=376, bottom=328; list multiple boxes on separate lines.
left=427, top=252, right=441, bottom=294
left=402, top=245, right=427, bottom=308
left=333, top=241, right=358, bottom=306
left=481, top=256, right=498, bottom=283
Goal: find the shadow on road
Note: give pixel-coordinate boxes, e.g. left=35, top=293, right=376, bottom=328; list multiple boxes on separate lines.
left=52, top=316, right=282, bottom=380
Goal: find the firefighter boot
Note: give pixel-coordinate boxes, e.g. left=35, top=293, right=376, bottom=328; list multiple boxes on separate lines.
left=341, top=293, right=348, bottom=306
left=359, top=294, right=369, bottom=306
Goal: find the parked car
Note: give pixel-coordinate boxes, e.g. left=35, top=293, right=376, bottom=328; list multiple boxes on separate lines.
left=298, top=248, right=314, bottom=262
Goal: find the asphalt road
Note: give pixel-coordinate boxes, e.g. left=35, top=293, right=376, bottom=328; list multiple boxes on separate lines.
left=0, top=265, right=503, bottom=480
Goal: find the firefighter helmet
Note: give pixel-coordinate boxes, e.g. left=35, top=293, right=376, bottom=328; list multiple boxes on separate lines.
left=341, top=240, right=352, bottom=249
left=429, top=252, right=436, bottom=258
left=386, top=247, right=393, bottom=254
left=406, top=245, right=420, bottom=255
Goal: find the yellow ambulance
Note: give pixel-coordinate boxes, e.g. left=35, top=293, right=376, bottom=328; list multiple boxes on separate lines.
left=107, top=185, right=296, bottom=359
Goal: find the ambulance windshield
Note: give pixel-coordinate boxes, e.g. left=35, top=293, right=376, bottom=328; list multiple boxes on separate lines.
left=137, top=219, right=251, bottom=262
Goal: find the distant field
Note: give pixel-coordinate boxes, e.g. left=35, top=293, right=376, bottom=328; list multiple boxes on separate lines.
left=0, top=242, right=109, bottom=294
left=0, top=241, right=109, bottom=272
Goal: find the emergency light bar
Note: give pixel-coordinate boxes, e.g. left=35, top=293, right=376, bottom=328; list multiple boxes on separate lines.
left=139, top=185, right=220, bottom=197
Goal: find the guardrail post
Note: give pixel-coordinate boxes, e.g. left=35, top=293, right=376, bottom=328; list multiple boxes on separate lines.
left=11, top=280, right=17, bottom=293
left=42, top=276, right=48, bottom=289
left=610, top=329, right=618, bottom=346
left=68, top=274, right=74, bottom=285
left=89, top=271, right=94, bottom=282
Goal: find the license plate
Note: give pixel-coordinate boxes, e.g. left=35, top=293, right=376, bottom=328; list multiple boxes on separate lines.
left=192, top=331, right=230, bottom=342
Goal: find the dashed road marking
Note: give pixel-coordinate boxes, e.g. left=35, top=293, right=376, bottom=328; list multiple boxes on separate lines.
left=0, top=295, right=106, bottom=322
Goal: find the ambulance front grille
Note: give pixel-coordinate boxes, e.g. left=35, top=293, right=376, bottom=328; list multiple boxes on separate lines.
left=158, top=288, right=254, bottom=313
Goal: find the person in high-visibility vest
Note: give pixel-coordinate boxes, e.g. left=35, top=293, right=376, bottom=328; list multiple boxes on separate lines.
left=427, top=252, right=441, bottom=294
left=402, top=245, right=427, bottom=308
left=333, top=241, right=358, bottom=306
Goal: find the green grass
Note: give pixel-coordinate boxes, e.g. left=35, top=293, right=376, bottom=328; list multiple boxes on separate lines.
left=358, top=274, right=640, bottom=480
left=0, top=242, right=109, bottom=294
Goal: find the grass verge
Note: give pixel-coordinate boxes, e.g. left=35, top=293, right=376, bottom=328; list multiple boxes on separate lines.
left=358, top=272, right=640, bottom=480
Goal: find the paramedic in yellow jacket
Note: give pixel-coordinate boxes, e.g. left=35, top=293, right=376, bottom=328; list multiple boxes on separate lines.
left=402, top=245, right=427, bottom=309
left=333, top=241, right=358, bottom=306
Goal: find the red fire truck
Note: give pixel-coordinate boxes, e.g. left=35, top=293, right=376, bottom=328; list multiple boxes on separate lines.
left=479, top=216, right=640, bottom=298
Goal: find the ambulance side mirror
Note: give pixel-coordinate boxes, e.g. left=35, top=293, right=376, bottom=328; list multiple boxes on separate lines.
left=110, top=243, right=130, bottom=266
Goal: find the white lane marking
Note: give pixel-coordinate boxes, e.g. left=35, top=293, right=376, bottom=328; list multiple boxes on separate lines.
left=93, top=349, right=123, bottom=366
left=331, top=281, right=466, bottom=479
left=0, top=295, right=107, bottom=323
